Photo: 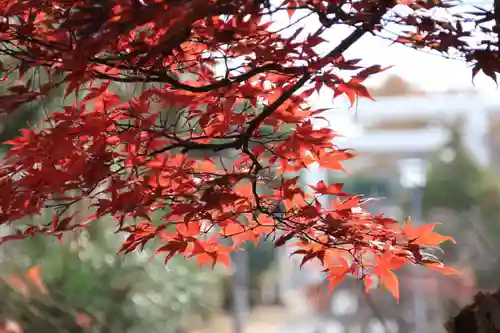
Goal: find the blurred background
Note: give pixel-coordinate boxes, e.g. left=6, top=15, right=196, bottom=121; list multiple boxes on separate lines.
left=2, top=0, right=500, bottom=332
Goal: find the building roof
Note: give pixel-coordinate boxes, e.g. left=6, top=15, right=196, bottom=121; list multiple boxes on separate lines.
left=326, top=92, right=500, bottom=164
left=335, top=127, right=448, bottom=153
left=349, top=92, right=500, bottom=126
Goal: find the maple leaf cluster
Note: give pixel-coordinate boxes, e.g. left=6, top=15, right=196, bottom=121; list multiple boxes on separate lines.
left=0, top=0, right=491, bottom=300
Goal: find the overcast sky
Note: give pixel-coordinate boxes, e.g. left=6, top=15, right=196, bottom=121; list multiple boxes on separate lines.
left=265, top=0, right=497, bottom=92
left=263, top=0, right=499, bottom=137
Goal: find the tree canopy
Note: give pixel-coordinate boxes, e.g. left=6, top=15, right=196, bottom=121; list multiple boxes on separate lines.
left=0, top=0, right=495, bottom=300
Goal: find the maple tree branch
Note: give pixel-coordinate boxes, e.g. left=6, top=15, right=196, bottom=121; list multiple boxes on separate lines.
left=325, top=27, right=367, bottom=59
left=93, top=62, right=303, bottom=92
left=207, top=11, right=389, bottom=156
left=243, top=72, right=310, bottom=139
left=149, top=137, right=240, bottom=156
left=323, top=2, right=394, bottom=60
left=150, top=71, right=309, bottom=156
left=316, top=4, right=350, bottom=28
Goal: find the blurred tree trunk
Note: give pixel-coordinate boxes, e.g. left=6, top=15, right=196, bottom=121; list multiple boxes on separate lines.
left=446, top=288, right=500, bottom=333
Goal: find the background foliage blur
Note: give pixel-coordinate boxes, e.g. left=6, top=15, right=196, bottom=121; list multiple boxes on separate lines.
left=0, top=216, right=223, bottom=333
left=422, top=124, right=500, bottom=290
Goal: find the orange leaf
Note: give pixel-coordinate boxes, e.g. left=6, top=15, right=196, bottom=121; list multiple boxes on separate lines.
left=374, top=252, right=402, bottom=301
left=424, top=262, right=460, bottom=275
left=223, top=222, right=245, bottom=236
left=225, top=223, right=251, bottom=246
left=287, top=0, right=297, bottom=18
left=323, top=249, right=348, bottom=267
left=254, top=214, right=276, bottom=234
left=382, top=269, right=399, bottom=301
left=283, top=192, right=307, bottom=210
left=333, top=196, right=361, bottom=211
left=364, top=274, right=376, bottom=293
left=216, top=251, right=231, bottom=270
left=347, top=79, right=374, bottom=101
left=177, top=222, right=201, bottom=237
left=235, top=181, right=254, bottom=201
left=413, top=231, right=455, bottom=246
left=404, top=219, right=455, bottom=246
left=317, top=150, right=355, bottom=171
left=309, top=181, right=349, bottom=196
left=326, top=256, right=351, bottom=291
left=26, top=266, right=48, bottom=294
left=196, top=253, right=214, bottom=268
left=267, top=88, right=284, bottom=105
left=194, top=159, right=219, bottom=173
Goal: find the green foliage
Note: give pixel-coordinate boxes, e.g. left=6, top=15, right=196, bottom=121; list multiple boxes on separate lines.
left=220, top=238, right=276, bottom=311
left=342, top=177, right=391, bottom=197
left=422, top=125, right=483, bottom=215
left=0, top=59, right=66, bottom=152
left=422, top=124, right=500, bottom=289
left=0, top=219, right=222, bottom=333
left=247, top=239, right=276, bottom=306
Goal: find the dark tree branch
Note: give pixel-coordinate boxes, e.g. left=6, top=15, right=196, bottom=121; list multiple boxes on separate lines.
left=93, top=62, right=303, bottom=92
left=147, top=5, right=391, bottom=158
left=149, top=71, right=309, bottom=156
